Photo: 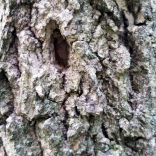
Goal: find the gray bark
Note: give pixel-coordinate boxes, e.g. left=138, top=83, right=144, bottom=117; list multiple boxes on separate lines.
left=0, top=0, right=156, bottom=155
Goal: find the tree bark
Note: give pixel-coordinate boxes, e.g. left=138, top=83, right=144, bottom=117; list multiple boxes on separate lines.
left=0, top=0, right=156, bottom=155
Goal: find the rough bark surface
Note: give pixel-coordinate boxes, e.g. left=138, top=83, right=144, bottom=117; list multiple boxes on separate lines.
left=0, top=0, right=156, bottom=155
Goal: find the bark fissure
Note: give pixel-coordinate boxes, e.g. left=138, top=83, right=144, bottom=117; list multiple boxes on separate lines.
left=61, top=94, right=70, bottom=140
left=0, top=0, right=156, bottom=155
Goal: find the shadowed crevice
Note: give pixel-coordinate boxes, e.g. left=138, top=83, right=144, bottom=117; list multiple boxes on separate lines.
left=0, top=70, right=14, bottom=125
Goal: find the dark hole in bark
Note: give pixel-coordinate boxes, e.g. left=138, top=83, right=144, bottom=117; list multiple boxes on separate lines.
left=53, top=28, right=70, bottom=68
left=101, top=123, right=108, bottom=138
left=75, top=106, right=80, bottom=116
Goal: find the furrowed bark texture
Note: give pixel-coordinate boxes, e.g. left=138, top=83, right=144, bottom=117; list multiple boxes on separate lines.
left=0, top=0, right=156, bottom=155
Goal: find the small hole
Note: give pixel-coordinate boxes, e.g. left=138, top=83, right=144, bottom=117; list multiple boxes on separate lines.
left=53, top=29, right=70, bottom=68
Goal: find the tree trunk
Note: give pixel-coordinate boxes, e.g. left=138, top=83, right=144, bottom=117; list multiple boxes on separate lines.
left=0, top=0, right=156, bottom=155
